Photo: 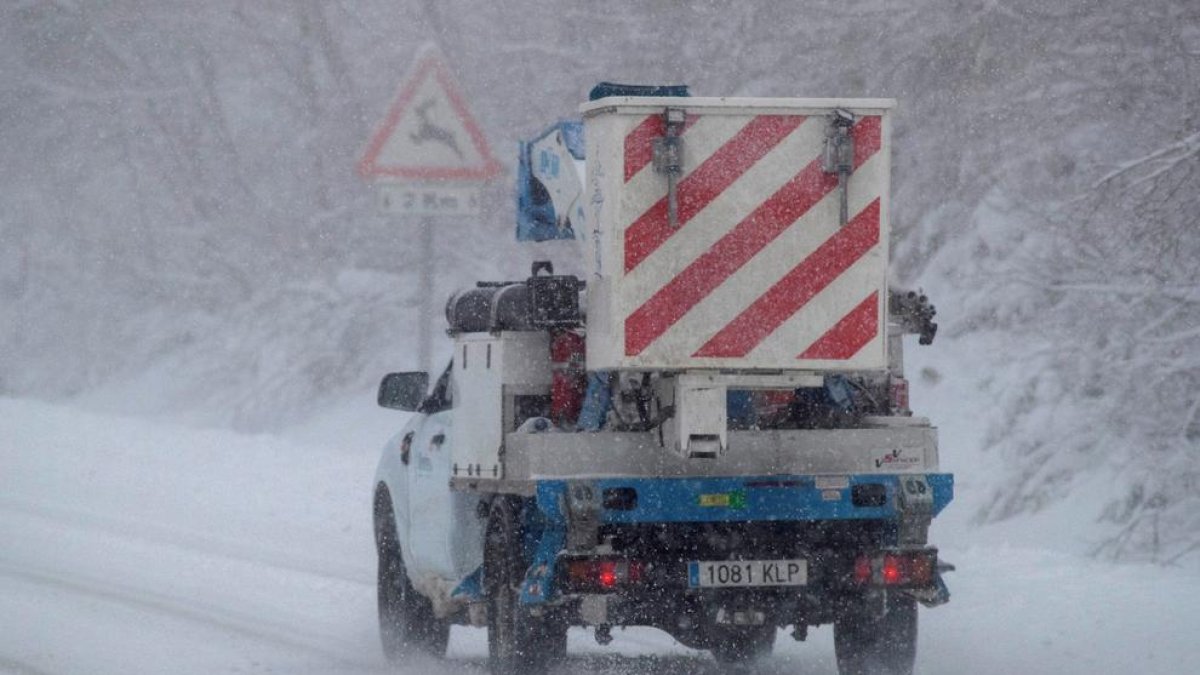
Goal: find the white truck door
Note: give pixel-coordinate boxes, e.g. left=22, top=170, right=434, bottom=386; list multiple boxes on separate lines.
left=376, top=408, right=423, bottom=564
left=405, top=366, right=458, bottom=581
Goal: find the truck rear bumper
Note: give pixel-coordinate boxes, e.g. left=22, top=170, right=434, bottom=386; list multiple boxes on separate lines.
left=520, top=472, right=952, bottom=606
left=537, top=472, right=952, bottom=524
left=538, top=549, right=951, bottom=637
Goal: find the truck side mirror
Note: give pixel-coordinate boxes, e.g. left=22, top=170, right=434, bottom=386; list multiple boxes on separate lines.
left=378, top=372, right=429, bottom=411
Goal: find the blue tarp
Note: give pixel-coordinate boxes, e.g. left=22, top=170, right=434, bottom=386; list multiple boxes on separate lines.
left=516, top=120, right=584, bottom=242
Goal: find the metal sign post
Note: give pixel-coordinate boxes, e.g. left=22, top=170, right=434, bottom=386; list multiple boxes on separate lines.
left=415, top=215, right=434, bottom=374
left=358, top=44, right=501, bottom=374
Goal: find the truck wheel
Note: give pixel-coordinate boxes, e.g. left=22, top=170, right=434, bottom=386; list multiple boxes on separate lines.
left=709, top=624, right=776, bottom=664
left=376, top=495, right=449, bottom=660
left=834, top=594, right=917, bottom=675
left=485, top=497, right=563, bottom=674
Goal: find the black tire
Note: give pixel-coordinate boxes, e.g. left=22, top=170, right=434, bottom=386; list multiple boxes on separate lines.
left=376, top=492, right=450, bottom=661
left=709, top=624, right=776, bottom=665
left=485, top=497, right=566, bottom=675
left=537, top=613, right=569, bottom=664
left=834, top=594, right=917, bottom=675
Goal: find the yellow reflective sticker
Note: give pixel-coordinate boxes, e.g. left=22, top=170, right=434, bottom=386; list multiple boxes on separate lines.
left=698, top=493, right=731, bottom=507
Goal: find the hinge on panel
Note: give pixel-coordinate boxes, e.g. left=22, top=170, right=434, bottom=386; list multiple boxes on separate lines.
left=823, top=109, right=856, bottom=226
left=653, top=107, right=687, bottom=228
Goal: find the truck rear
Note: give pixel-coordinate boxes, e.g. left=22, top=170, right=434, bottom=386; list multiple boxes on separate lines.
left=373, top=85, right=952, bottom=675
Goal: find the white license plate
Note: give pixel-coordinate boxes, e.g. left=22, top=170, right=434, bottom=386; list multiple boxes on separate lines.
left=688, top=559, right=808, bottom=588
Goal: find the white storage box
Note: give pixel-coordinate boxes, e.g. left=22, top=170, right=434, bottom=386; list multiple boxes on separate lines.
left=581, top=96, right=894, bottom=372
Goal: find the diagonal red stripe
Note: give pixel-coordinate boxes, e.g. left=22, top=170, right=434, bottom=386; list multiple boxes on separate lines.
left=693, top=199, right=881, bottom=358
left=623, top=115, right=806, bottom=273
left=625, top=116, right=662, bottom=183
left=853, top=114, right=882, bottom=166
left=623, top=114, right=699, bottom=182
left=798, top=291, right=879, bottom=360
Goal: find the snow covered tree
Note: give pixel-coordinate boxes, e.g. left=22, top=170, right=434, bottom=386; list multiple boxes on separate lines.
left=976, top=131, right=1200, bottom=564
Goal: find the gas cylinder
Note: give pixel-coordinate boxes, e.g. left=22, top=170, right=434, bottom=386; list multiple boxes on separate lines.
left=550, top=330, right=587, bottom=426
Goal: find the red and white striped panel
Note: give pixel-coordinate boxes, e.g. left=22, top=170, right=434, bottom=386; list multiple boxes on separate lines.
left=615, top=111, right=887, bottom=370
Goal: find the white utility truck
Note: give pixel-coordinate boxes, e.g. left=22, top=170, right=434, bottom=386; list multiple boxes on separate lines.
left=372, top=84, right=951, bottom=675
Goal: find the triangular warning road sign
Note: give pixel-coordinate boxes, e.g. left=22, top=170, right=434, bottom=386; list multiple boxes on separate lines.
left=358, top=45, right=502, bottom=182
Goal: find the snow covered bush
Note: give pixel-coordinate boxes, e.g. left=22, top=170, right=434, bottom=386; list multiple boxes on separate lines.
left=974, top=133, right=1200, bottom=564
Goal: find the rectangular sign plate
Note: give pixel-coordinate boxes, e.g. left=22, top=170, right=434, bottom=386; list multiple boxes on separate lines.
left=378, top=183, right=480, bottom=216
left=688, top=559, right=808, bottom=588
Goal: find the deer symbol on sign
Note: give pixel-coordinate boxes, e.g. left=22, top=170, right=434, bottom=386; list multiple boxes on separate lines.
left=410, top=99, right=463, bottom=158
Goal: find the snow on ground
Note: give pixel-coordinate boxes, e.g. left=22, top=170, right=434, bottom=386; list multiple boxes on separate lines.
left=2, top=389, right=1199, bottom=675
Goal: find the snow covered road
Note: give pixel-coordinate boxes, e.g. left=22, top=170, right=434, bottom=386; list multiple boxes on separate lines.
left=2, top=397, right=1198, bottom=674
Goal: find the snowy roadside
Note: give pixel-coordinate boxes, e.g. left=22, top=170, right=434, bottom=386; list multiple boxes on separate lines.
left=2, top=396, right=1198, bottom=674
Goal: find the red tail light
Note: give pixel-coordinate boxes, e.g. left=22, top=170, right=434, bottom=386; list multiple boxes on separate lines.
left=908, top=552, right=933, bottom=585
left=564, top=559, right=644, bottom=592
left=881, top=554, right=904, bottom=585
left=597, top=562, right=618, bottom=589
left=854, top=549, right=937, bottom=587
left=854, top=556, right=871, bottom=584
